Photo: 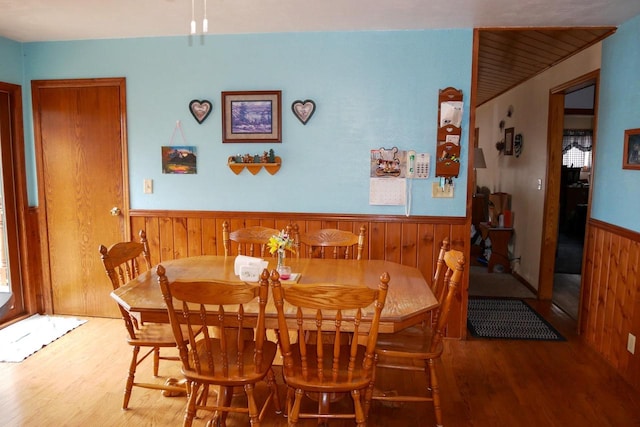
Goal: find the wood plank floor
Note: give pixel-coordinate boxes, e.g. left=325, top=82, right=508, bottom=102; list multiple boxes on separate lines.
left=1, top=305, right=639, bottom=426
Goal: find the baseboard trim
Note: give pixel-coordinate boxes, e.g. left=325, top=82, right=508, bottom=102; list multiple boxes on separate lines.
left=512, top=271, right=538, bottom=298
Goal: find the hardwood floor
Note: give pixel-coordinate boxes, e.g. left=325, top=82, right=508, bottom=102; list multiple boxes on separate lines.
left=1, top=312, right=639, bottom=426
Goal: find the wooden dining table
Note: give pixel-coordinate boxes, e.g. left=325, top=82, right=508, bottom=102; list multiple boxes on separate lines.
left=111, top=255, right=438, bottom=333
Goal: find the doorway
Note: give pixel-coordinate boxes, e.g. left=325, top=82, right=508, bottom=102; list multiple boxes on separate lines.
left=539, top=70, right=599, bottom=320
left=32, top=78, right=130, bottom=317
left=553, top=83, right=595, bottom=319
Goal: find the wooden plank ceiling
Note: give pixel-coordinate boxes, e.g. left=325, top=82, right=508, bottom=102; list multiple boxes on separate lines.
left=476, top=28, right=616, bottom=106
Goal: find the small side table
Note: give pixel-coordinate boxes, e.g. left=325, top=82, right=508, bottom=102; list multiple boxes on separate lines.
left=479, top=222, right=514, bottom=273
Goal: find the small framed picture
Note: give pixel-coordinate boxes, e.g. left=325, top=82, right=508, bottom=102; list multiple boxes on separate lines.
left=221, top=90, right=282, bottom=143
left=504, top=127, right=514, bottom=156
left=623, top=128, right=640, bottom=170
left=161, top=146, right=197, bottom=174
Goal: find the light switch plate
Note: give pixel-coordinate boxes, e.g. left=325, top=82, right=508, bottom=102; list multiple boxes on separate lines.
left=432, top=182, right=454, bottom=198
left=143, top=179, right=153, bottom=194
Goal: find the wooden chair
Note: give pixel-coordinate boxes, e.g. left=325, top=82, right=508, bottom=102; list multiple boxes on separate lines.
left=222, top=221, right=281, bottom=257
left=158, top=266, right=281, bottom=427
left=371, top=239, right=465, bottom=427
left=99, top=230, right=186, bottom=409
left=297, top=225, right=367, bottom=260
left=270, top=269, right=390, bottom=426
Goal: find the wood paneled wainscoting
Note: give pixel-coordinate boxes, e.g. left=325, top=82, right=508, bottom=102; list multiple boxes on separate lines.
left=580, top=218, right=640, bottom=389
left=129, top=210, right=469, bottom=338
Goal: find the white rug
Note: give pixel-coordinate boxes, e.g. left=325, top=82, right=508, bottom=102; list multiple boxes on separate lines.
left=0, top=314, right=86, bottom=362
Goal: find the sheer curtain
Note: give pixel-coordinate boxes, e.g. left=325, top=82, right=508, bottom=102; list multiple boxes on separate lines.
left=562, top=129, right=593, bottom=153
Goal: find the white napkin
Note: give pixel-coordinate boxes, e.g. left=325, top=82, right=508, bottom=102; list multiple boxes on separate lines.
left=234, top=255, right=269, bottom=281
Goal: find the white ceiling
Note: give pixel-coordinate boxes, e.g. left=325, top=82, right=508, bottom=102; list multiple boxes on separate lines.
left=1, top=0, right=640, bottom=43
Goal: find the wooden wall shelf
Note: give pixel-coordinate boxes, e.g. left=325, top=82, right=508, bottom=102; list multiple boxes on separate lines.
left=228, top=156, right=281, bottom=175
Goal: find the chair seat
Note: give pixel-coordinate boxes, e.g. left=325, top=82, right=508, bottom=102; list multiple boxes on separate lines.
left=283, top=344, right=372, bottom=392
left=375, top=324, right=443, bottom=359
left=126, top=322, right=182, bottom=347
left=183, top=339, right=278, bottom=386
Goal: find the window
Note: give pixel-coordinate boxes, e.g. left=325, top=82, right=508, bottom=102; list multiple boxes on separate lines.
left=563, top=147, right=591, bottom=169
left=562, top=129, right=592, bottom=169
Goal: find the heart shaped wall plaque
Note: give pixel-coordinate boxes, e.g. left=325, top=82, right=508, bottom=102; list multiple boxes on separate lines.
left=291, top=100, right=316, bottom=125
left=189, top=100, right=213, bottom=124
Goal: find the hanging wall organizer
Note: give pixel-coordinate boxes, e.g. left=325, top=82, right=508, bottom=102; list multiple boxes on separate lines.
left=435, top=87, right=463, bottom=178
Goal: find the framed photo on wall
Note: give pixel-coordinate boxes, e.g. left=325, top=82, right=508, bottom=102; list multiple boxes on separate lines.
left=504, top=127, right=514, bottom=156
left=161, top=146, right=197, bottom=174
left=623, top=128, right=640, bottom=170
left=221, top=90, right=282, bottom=143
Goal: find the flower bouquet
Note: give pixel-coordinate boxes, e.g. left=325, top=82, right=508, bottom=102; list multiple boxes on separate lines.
left=267, top=229, right=296, bottom=271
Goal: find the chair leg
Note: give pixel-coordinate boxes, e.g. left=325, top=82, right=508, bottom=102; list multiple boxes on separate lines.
left=183, top=382, right=200, bottom=427
left=245, top=383, right=260, bottom=426
left=123, top=346, right=140, bottom=409
left=265, top=368, right=282, bottom=414
left=364, top=355, right=378, bottom=418
left=286, top=387, right=294, bottom=419
left=428, top=359, right=443, bottom=427
left=351, top=389, right=366, bottom=427
left=215, top=386, right=233, bottom=426
left=153, top=347, right=160, bottom=376
left=289, top=388, right=304, bottom=425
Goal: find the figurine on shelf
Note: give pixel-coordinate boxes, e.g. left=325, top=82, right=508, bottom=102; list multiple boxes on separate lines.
left=260, top=151, right=269, bottom=163
left=268, top=149, right=275, bottom=163
left=242, top=153, right=254, bottom=163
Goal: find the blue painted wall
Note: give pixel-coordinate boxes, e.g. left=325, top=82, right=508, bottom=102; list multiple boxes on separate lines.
left=0, top=37, right=22, bottom=84
left=593, top=15, right=640, bottom=232
left=18, top=30, right=472, bottom=216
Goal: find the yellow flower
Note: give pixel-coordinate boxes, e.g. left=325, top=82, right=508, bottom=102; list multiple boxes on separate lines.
left=268, top=230, right=296, bottom=255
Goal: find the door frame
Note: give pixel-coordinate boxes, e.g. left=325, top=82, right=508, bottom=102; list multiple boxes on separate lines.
left=0, top=81, right=36, bottom=324
left=31, top=78, right=130, bottom=314
left=539, top=70, right=599, bottom=308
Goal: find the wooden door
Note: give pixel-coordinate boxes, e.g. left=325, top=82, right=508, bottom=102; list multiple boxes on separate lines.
left=32, top=78, right=129, bottom=317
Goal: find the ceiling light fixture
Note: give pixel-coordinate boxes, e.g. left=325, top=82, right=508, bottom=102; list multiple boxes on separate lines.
left=190, top=0, right=196, bottom=34
left=203, top=0, right=208, bottom=33
left=190, top=0, right=208, bottom=35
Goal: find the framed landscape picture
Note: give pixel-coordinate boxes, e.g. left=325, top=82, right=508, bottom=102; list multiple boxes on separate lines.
left=623, top=128, right=640, bottom=170
left=221, top=90, right=282, bottom=143
left=162, top=146, right=197, bottom=174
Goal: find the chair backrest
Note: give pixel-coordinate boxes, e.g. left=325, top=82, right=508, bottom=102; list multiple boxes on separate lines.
left=297, top=225, right=367, bottom=260
left=99, top=230, right=152, bottom=338
left=430, top=248, right=465, bottom=352
left=222, top=221, right=281, bottom=257
left=158, top=265, right=271, bottom=377
left=270, top=269, right=389, bottom=383
left=431, top=238, right=451, bottom=303
left=99, top=230, right=152, bottom=290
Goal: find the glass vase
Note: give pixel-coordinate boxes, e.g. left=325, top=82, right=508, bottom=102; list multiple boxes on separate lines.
left=277, top=250, right=285, bottom=270
left=276, top=250, right=292, bottom=280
